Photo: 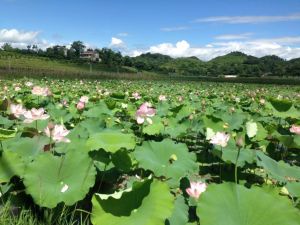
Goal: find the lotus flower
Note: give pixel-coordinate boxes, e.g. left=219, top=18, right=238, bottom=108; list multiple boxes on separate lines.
left=259, top=99, right=266, bottom=105
left=290, top=124, right=300, bottom=135
left=210, top=132, right=230, bottom=147
left=186, top=181, right=207, bottom=199
left=79, top=96, right=89, bottom=103
left=158, top=95, right=167, bottom=101
left=10, top=104, right=26, bottom=118
left=31, top=86, right=51, bottom=96
left=14, top=86, right=21, bottom=91
left=136, top=102, right=156, bottom=124
left=132, top=92, right=141, bottom=100
left=76, top=101, right=85, bottom=110
left=45, top=124, right=70, bottom=143
left=25, top=81, right=33, bottom=87
left=23, top=108, right=50, bottom=123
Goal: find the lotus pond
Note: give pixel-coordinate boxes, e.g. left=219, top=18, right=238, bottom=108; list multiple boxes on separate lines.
left=0, top=78, right=300, bottom=225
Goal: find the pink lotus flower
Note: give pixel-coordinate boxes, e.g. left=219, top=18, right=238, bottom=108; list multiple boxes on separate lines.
left=76, top=101, right=85, bottom=110
left=62, top=100, right=68, bottom=107
left=79, top=96, right=89, bottom=103
left=210, top=132, right=230, bottom=147
left=132, top=92, right=141, bottom=100
left=45, top=124, right=70, bottom=143
left=10, top=104, right=26, bottom=118
left=158, top=95, right=167, bottom=101
left=31, top=86, right=51, bottom=97
left=23, top=108, right=50, bottom=123
left=186, top=181, right=207, bottom=199
left=136, top=102, right=156, bottom=124
left=290, top=124, right=300, bottom=135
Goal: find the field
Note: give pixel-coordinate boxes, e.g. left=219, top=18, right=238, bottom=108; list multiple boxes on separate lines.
left=0, top=78, right=300, bottom=225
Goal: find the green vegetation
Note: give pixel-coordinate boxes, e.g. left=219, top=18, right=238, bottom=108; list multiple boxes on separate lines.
left=0, top=78, right=299, bottom=224
left=1, top=42, right=300, bottom=78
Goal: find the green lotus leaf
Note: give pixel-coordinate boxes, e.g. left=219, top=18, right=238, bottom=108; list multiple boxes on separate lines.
left=0, top=151, right=25, bottom=183
left=0, top=115, right=14, bottom=128
left=286, top=182, right=300, bottom=197
left=254, top=122, right=268, bottom=141
left=163, top=118, right=189, bottom=138
left=2, top=136, right=49, bottom=162
left=267, top=103, right=300, bottom=119
left=111, top=149, right=133, bottom=172
left=156, top=102, right=171, bottom=117
left=23, top=150, right=96, bottom=208
left=269, top=98, right=293, bottom=112
left=222, top=148, right=256, bottom=167
left=197, top=183, right=300, bottom=225
left=91, top=179, right=174, bottom=225
left=143, top=121, right=164, bottom=135
left=293, top=135, right=300, bottom=148
left=175, top=105, right=193, bottom=121
left=222, top=112, right=246, bottom=131
left=134, top=139, right=198, bottom=187
left=83, top=102, right=112, bottom=117
left=202, top=115, right=224, bottom=132
left=256, top=151, right=300, bottom=183
left=87, top=130, right=136, bottom=153
left=166, top=195, right=189, bottom=225
left=0, top=128, right=17, bottom=141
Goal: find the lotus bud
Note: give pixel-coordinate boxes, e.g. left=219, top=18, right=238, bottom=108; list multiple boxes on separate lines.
left=236, top=136, right=244, bottom=148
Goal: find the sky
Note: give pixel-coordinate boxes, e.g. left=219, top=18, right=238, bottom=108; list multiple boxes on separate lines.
left=1, top=0, right=300, bottom=60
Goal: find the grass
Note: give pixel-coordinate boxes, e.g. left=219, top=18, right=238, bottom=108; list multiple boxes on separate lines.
left=0, top=51, right=136, bottom=74
left=0, top=201, right=90, bottom=225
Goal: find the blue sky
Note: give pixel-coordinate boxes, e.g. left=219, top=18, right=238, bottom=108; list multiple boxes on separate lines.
left=1, top=0, right=300, bottom=60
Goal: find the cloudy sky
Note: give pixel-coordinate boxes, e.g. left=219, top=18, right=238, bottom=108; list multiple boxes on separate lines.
left=1, top=0, right=300, bottom=60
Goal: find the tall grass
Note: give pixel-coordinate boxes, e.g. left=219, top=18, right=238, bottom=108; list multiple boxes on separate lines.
left=0, top=201, right=90, bottom=225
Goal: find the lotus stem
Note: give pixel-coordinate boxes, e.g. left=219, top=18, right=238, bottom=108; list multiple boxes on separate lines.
left=219, top=147, right=223, bottom=182
left=235, top=147, right=241, bottom=184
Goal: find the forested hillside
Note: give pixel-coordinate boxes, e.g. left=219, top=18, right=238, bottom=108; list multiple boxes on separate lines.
left=1, top=42, right=299, bottom=77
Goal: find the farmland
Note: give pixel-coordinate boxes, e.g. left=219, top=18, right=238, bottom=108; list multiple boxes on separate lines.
left=0, top=78, right=300, bottom=225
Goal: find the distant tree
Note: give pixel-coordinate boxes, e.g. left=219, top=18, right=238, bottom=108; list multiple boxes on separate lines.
left=32, top=45, right=38, bottom=52
left=113, top=51, right=124, bottom=72
left=99, top=48, right=114, bottom=66
left=123, top=56, right=133, bottom=67
left=71, top=41, right=85, bottom=57
left=2, top=43, right=14, bottom=51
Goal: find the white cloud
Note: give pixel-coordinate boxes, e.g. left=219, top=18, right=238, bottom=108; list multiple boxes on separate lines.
left=215, top=33, right=253, bottom=40
left=130, top=37, right=300, bottom=61
left=0, top=28, right=54, bottom=49
left=194, top=13, right=300, bottom=24
left=0, top=29, right=39, bottom=43
left=109, top=37, right=125, bottom=48
left=160, top=26, right=188, bottom=32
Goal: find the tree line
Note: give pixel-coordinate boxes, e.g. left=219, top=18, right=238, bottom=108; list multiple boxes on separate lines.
left=1, top=42, right=300, bottom=77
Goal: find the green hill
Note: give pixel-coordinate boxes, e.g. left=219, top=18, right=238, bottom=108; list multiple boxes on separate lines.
left=0, top=49, right=299, bottom=78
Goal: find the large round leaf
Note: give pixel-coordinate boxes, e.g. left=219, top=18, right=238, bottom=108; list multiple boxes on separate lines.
left=3, top=136, right=49, bottom=162
left=197, top=183, right=300, bottom=225
left=0, top=151, right=25, bottom=183
left=134, top=139, right=198, bottom=187
left=269, top=98, right=293, bottom=112
left=256, top=151, right=300, bottom=183
left=87, top=130, right=136, bottom=153
left=23, top=150, right=96, bottom=208
left=166, top=195, right=189, bottom=225
left=91, top=179, right=174, bottom=225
